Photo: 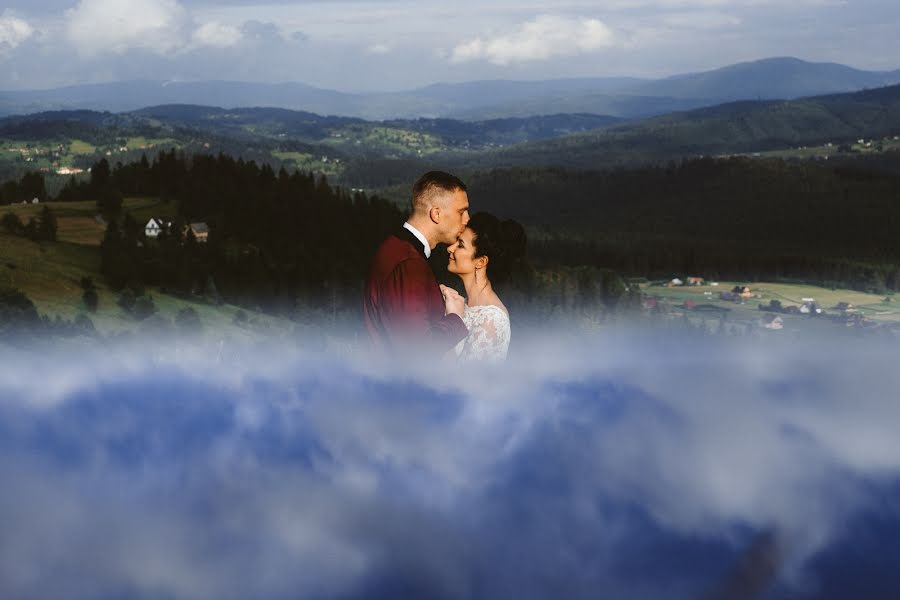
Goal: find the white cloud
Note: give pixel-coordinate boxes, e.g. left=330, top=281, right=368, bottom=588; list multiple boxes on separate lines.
left=65, top=0, right=189, bottom=57
left=191, top=21, right=242, bottom=49
left=366, top=42, right=391, bottom=55
left=661, top=11, right=742, bottom=28
left=449, top=15, right=617, bottom=65
left=0, top=12, right=34, bottom=50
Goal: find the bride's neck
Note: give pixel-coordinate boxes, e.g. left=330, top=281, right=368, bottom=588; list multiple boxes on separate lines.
left=461, top=271, right=492, bottom=306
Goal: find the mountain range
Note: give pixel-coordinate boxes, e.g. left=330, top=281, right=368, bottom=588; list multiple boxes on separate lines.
left=2, top=57, right=898, bottom=121
left=477, top=84, right=900, bottom=169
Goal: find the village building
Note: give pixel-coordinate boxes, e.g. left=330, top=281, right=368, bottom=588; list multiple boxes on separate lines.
left=188, top=222, right=210, bottom=243
left=800, top=301, right=822, bottom=315
left=145, top=218, right=170, bottom=239
left=732, top=285, right=753, bottom=298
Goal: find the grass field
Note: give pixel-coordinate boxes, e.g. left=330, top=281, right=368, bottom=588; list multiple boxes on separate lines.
left=335, top=126, right=445, bottom=156
left=643, top=279, right=900, bottom=335
left=69, top=139, right=96, bottom=154
left=740, top=134, right=900, bottom=160
left=124, top=136, right=178, bottom=151
left=3, top=198, right=167, bottom=245
left=1, top=197, right=297, bottom=339
left=0, top=229, right=292, bottom=338
left=271, top=151, right=345, bottom=178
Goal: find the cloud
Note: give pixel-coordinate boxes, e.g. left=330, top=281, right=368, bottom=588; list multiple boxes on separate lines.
left=0, top=12, right=34, bottom=51
left=449, top=15, right=617, bottom=65
left=1, top=333, right=900, bottom=597
left=191, top=21, right=242, bottom=48
left=661, top=11, right=742, bottom=29
left=366, top=42, right=391, bottom=55
left=240, top=19, right=282, bottom=43
left=65, top=0, right=190, bottom=56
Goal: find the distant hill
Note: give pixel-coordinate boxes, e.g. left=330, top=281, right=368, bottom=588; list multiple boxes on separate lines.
left=477, top=84, right=900, bottom=169
left=450, top=58, right=900, bottom=120
left=448, top=94, right=716, bottom=120
left=2, top=58, right=898, bottom=120
left=627, top=57, right=900, bottom=101
left=0, top=79, right=637, bottom=120
left=0, top=80, right=365, bottom=119
left=1, top=105, right=624, bottom=152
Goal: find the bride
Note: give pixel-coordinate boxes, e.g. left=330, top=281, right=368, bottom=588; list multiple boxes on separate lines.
left=440, top=212, right=526, bottom=362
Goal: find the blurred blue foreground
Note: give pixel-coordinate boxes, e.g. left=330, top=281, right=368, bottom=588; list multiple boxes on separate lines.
left=0, top=334, right=899, bottom=599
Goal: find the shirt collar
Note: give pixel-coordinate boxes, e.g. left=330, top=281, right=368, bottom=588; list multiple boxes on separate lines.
left=403, top=222, right=431, bottom=258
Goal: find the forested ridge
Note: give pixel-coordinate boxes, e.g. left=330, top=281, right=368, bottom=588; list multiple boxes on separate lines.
left=466, top=152, right=900, bottom=290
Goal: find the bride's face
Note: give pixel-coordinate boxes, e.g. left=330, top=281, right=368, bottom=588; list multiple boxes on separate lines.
left=447, top=227, right=480, bottom=275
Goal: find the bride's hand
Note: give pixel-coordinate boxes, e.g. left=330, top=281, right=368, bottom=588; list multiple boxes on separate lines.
left=440, top=284, right=465, bottom=318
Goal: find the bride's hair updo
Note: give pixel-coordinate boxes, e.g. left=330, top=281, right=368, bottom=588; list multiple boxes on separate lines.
left=467, top=212, right=526, bottom=283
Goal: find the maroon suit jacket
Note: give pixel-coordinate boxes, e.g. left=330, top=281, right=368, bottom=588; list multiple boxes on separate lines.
left=363, top=226, right=468, bottom=353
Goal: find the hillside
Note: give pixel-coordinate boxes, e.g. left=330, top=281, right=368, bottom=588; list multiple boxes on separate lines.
left=627, top=57, right=900, bottom=101
left=477, top=84, right=900, bottom=169
left=0, top=106, right=621, bottom=188
left=0, top=198, right=297, bottom=338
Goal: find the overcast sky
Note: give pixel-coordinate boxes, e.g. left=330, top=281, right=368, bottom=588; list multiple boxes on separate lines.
left=1, top=0, right=899, bottom=92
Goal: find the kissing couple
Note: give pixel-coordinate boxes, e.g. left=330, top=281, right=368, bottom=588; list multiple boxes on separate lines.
left=363, top=171, right=525, bottom=361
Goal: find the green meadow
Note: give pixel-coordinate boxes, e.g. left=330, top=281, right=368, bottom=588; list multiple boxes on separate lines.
left=1, top=198, right=293, bottom=339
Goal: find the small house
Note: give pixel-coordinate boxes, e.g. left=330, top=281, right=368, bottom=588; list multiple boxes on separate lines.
left=145, top=218, right=170, bottom=239
left=668, top=278, right=683, bottom=287
left=188, top=222, right=210, bottom=243
left=732, top=285, right=753, bottom=298
left=800, top=302, right=822, bottom=315
left=686, top=277, right=705, bottom=286
left=834, top=302, right=855, bottom=313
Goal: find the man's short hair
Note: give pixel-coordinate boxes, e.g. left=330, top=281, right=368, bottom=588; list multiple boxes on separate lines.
left=411, top=171, right=467, bottom=214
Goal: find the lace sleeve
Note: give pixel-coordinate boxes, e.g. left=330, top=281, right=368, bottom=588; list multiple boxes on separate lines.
left=456, top=306, right=511, bottom=362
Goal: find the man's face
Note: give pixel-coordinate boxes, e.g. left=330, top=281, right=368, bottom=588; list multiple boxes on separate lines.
left=439, top=189, right=470, bottom=245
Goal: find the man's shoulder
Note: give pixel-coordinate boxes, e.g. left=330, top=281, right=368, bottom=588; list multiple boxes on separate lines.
left=369, top=233, right=428, bottom=280
left=375, top=233, right=423, bottom=262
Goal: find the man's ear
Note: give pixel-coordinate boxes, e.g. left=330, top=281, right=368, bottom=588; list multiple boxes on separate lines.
left=429, top=205, right=441, bottom=224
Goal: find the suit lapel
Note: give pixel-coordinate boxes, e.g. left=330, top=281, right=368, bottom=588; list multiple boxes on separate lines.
left=397, top=226, right=428, bottom=260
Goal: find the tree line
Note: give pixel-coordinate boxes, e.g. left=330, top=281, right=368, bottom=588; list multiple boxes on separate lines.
left=87, top=151, right=406, bottom=316
left=468, top=153, right=900, bottom=293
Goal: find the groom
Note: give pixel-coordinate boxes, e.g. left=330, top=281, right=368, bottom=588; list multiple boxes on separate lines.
left=363, top=171, right=470, bottom=353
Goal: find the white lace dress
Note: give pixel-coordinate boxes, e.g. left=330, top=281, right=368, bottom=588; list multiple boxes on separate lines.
left=453, top=304, right=511, bottom=362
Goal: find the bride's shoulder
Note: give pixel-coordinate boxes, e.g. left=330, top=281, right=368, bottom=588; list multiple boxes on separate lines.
left=469, top=302, right=509, bottom=322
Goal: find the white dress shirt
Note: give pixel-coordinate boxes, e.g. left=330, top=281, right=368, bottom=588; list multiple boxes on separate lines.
left=403, top=222, right=432, bottom=258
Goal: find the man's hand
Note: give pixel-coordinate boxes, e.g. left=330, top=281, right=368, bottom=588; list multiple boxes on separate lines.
left=440, top=284, right=466, bottom=318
